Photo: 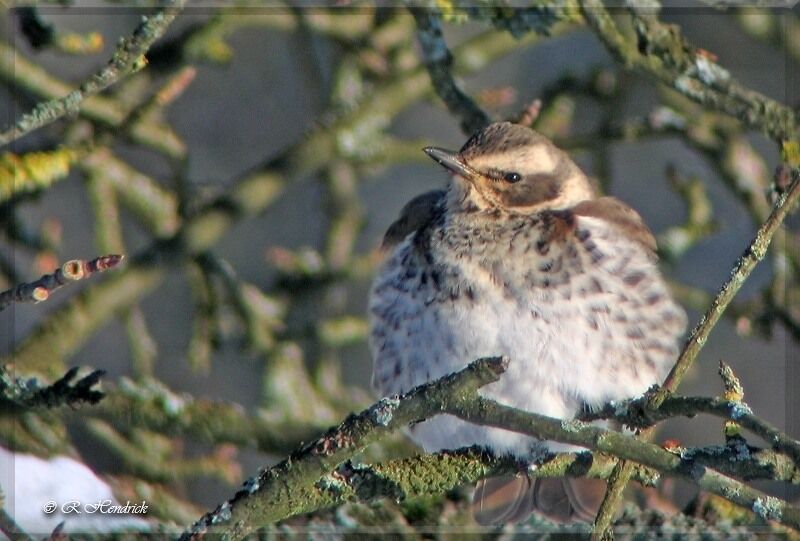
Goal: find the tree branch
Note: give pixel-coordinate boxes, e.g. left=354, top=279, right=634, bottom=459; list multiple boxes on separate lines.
left=579, top=0, right=798, bottom=142
left=180, top=356, right=508, bottom=540
left=0, top=254, right=124, bottom=312
left=0, top=1, right=185, bottom=146
left=411, top=8, right=491, bottom=135
left=580, top=394, right=800, bottom=468
left=447, top=396, right=800, bottom=531
left=4, top=25, right=573, bottom=376
left=0, top=366, right=104, bottom=412
left=182, top=354, right=800, bottom=539
left=591, top=167, right=800, bottom=537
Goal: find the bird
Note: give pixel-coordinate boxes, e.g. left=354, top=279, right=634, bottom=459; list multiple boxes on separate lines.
left=368, top=121, right=687, bottom=524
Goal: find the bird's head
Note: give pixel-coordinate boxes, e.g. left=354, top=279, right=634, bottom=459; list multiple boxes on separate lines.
left=424, top=122, right=595, bottom=214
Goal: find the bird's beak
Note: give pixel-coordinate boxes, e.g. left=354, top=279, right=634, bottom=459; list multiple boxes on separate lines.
left=423, top=147, right=478, bottom=182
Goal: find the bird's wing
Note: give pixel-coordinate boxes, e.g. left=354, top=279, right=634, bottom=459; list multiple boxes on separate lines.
left=570, top=196, right=657, bottom=258
left=381, top=189, right=446, bottom=251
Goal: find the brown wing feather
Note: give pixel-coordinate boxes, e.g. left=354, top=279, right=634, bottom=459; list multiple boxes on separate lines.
left=571, top=196, right=657, bottom=258
left=381, top=190, right=445, bottom=250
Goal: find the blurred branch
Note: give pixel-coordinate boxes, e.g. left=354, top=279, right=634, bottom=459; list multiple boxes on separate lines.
left=657, top=167, right=717, bottom=262
left=85, top=420, right=240, bottom=485
left=2, top=203, right=58, bottom=254
left=195, top=254, right=286, bottom=355
left=4, top=25, right=571, bottom=375
left=0, top=491, right=33, bottom=541
left=109, top=475, right=204, bottom=526
left=152, top=9, right=376, bottom=67
left=84, top=376, right=331, bottom=455
left=579, top=1, right=799, bottom=142
left=0, top=366, right=104, bottom=413
left=122, top=307, right=158, bottom=378
left=185, top=261, right=217, bottom=373
left=0, top=36, right=183, bottom=159
left=16, top=7, right=104, bottom=55
left=0, top=254, right=124, bottom=312
left=734, top=9, right=800, bottom=64
left=0, top=1, right=185, bottom=146
left=86, top=166, right=158, bottom=377
left=0, top=147, right=80, bottom=203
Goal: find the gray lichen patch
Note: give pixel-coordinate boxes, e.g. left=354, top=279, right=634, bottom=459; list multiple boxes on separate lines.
left=242, top=476, right=260, bottom=495
left=729, top=401, right=752, bottom=419
left=752, top=496, right=783, bottom=521
left=722, top=485, right=741, bottom=500
left=694, top=56, right=731, bottom=86
left=316, top=473, right=347, bottom=495
left=371, top=396, right=401, bottom=426
left=210, top=501, right=232, bottom=524
left=560, top=419, right=588, bottom=433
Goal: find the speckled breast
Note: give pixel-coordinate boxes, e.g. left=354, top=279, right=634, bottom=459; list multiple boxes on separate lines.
left=368, top=210, right=686, bottom=457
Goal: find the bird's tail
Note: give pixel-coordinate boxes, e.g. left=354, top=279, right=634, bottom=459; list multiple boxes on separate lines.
left=472, top=475, right=608, bottom=525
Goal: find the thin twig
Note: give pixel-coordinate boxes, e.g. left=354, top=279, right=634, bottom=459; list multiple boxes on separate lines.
left=0, top=254, right=124, bottom=312
left=0, top=1, right=185, bottom=146
left=656, top=172, right=800, bottom=402
left=448, top=395, right=800, bottom=531
left=411, top=8, right=491, bottom=135
left=591, top=170, right=800, bottom=537
left=4, top=26, right=573, bottom=374
left=0, top=366, right=105, bottom=412
left=579, top=393, right=800, bottom=468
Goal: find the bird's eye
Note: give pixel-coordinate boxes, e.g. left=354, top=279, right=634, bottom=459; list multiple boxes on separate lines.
left=503, top=172, right=521, bottom=183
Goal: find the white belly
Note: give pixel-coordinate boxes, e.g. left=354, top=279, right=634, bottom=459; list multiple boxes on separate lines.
left=369, top=217, right=685, bottom=458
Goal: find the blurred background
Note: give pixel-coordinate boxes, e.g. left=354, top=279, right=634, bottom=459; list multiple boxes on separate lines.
left=0, top=4, right=798, bottom=536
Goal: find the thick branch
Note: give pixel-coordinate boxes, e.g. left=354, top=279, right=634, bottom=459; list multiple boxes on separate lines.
left=180, top=357, right=507, bottom=540
left=275, top=449, right=663, bottom=522
left=4, top=25, right=572, bottom=376
left=0, top=41, right=184, bottom=158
